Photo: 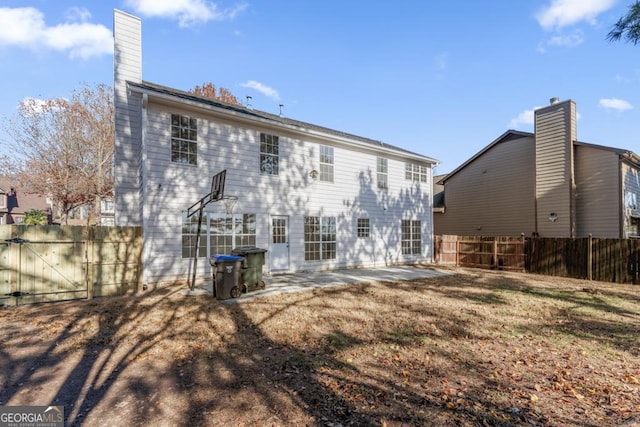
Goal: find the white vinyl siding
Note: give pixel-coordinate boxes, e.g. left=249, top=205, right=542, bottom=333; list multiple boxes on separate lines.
left=120, top=100, right=434, bottom=284
left=114, top=10, right=143, bottom=226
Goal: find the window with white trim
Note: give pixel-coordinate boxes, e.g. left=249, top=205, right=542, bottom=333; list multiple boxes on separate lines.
left=209, top=213, right=256, bottom=255
left=357, top=218, right=370, bottom=238
left=401, top=220, right=421, bottom=255
left=304, top=216, right=336, bottom=260
left=260, top=133, right=279, bottom=175
left=181, top=213, right=256, bottom=258
left=171, top=114, right=197, bottom=165
left=377, top=157, right=388, bottom=189
left=182, top=212, right=207, bottom=258
left=320, top=145, right=334, bottom=182
left=405, top=162, right=428, bottom=183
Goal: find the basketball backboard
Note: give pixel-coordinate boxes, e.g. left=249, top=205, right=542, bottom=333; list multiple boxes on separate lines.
left=210, top=169, right=226, bottom=202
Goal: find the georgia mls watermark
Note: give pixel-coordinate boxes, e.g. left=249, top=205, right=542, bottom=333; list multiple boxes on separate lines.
left=0, top=406, right=64, bottom=427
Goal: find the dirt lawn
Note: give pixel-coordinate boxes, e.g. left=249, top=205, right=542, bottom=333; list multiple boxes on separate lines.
left=0, top=267, right=638, bottom=426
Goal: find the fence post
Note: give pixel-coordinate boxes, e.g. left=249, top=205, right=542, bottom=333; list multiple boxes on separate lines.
left=493, top=238, right=498, bottom=269
left=87, top=227, right=93, bottom=300
left=521, top=233, right=526, bottom=272
left=588, top=233, right=593, bottom=281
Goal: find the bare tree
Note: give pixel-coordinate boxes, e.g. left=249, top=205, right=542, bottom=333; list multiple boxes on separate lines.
left=608, top=1, right=640, bottom=44
left=3, top=84, right=114, bottom=224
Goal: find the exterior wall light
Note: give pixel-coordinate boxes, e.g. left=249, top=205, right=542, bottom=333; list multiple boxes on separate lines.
left=310, top=170, right=318, bottom=179
left=549, top=212, right=558, bottom=222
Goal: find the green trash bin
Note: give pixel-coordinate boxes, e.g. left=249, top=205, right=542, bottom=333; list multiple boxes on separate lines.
left=230, top=247, right=267, bottom=292
left=210, top=254, right=244, bottom=300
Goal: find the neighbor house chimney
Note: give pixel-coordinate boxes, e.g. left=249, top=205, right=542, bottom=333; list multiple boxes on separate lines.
left=534, top=98, right=577, bottom=238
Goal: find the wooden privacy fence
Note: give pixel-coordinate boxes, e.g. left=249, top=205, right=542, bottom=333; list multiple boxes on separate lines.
left=0, top=225, right=143, bottom=306
left=526, top=237, right=640, bottom=284
left=435, top=235, right=640, bottom=284
left=434, top=235, right=526, bottom=271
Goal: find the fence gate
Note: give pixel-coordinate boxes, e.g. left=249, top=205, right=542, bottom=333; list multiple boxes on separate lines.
left=1, top=237, right=88, bottom=306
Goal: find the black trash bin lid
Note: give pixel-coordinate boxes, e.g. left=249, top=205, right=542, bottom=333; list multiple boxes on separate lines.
left=231, top=246, right=267, bottom=254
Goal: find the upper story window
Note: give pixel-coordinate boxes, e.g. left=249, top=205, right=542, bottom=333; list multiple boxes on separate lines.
left=101, top=199, right=114, bottom=214
left=171, top=114, right=197, bottom=165
left=320, top=145, right=334, bottom=182
left=405, top=162, right=428, bottom=183
left=260, top=133, right=279, bottom=175
left=377, top=157, right=388, bottom=189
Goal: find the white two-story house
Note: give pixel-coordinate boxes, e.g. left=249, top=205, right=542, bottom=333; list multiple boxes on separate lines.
left=113, top=10, right=438, bottom=286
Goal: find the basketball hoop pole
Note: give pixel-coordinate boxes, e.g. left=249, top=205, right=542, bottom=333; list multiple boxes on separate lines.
left=190, top=200, right=205, bottom=291
left=186, top=170, right=227, bottom=291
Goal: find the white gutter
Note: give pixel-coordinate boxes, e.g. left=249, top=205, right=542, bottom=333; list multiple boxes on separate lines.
left=128, top=83, right=439, bottom=165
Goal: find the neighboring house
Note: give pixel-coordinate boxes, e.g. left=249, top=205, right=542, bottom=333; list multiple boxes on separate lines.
left=65, top=198, right=115, bottom=226
left=0, top=183, right=52, bottom=225
left=113, top=10, right=438, bottom=286
left=435, top=98, right=640, bottom=238
left=100, top=198, right=115, bottom=226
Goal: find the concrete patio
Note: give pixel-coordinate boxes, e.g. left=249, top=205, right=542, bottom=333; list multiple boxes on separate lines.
left=198, top=265, right=453, bottom=303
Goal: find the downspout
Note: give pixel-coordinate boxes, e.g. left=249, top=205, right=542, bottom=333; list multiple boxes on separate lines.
left=141, top=93, right=150, bottom=288
left=428, top=163, right=436, bottom=263
left=619, top=155, right=624, bottom=238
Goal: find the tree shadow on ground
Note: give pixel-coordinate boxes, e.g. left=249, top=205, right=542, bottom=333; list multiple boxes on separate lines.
left=0, top=268, right=637, bottom=426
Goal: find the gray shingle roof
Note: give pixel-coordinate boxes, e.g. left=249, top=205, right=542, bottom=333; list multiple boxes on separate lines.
left=128, top=80, right=438, bottom=164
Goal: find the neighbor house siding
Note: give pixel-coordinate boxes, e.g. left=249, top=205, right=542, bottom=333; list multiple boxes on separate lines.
left=138, top=102, right=433, bottom=283
left=435, top=135, right=535, bottom=236
left=622, top=161, right=640, bottom=237
left=575, top=145, right=620, bottom=237
left=534, top=100, right=576, bottom=237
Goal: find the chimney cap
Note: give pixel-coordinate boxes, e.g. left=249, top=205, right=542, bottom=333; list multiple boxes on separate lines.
left=550, top=97, right=560, bottom=105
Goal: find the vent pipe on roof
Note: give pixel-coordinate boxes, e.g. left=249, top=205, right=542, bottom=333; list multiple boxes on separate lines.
left=279, top=104, right=284, bottom=117
left=550, top=97, right=560, bottom=105
left=245, top=95, right=252, bottom=109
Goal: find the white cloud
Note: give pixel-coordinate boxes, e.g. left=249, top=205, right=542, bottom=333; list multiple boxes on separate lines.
left=510, top=103, right=585, bottom=127
left=0, top=7, right=112, bottom=59
left=240, top=80, right=280, bottom=101
left=125, top=0, right=248, bottom=28
left=64, top=7, right=92, bottom=23
left=599, top=98, right=634, bottom=111
left=509, top=107, right=540, bottom=128
left=537, top=30, right=584, bottom=53
left=536, top=0, right=615, bottom=30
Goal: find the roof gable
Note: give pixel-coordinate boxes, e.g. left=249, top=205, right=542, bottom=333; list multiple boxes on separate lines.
left=441, top=130, right=533, bottom=184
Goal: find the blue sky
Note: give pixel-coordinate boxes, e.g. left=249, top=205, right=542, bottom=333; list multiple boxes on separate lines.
left=1, top=0, right=639, bottom=174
